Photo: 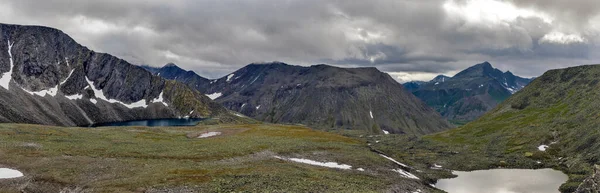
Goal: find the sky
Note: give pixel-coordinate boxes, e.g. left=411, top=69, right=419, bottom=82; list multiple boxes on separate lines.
left=0, top=0, right=599, bottom=82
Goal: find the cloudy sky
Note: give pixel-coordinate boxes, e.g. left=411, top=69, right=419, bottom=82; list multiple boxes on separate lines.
left=0, top=0, right=599, bottom=82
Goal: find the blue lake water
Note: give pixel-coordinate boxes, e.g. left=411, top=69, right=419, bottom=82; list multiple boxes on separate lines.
left=88, top=118, right=206, bottom=127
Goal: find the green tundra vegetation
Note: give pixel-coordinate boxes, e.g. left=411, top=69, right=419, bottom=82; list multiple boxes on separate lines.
left=0, top=123, right=436, bottom=193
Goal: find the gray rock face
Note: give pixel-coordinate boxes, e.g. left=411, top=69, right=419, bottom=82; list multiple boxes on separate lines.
left=147, top=62, right=453, bottom=135
left=0, top=23, right=237, bottom=126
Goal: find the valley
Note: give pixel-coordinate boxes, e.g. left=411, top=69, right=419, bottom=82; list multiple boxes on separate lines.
left=0, top=123, right=438, bottom=193
left=0, top=8, right=598, bottom=192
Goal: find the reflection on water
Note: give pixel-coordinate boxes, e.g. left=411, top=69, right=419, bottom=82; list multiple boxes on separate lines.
left=436, top=168, right=568, bottom=193
left=88, top=118, right=206, bottom=127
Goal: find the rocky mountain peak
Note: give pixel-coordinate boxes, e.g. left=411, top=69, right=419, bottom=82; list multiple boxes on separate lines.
left=164, top=63, right=179, bottom=68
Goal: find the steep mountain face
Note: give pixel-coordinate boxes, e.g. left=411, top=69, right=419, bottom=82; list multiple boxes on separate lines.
left=434, top=64, right=600, bottom=192
left=0, top=23, right=240, bottom=126
left=147, top=62, right=453, bottom=135
left=403, top=62, right=533, bottom=124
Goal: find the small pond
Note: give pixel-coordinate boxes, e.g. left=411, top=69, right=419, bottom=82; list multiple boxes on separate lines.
left=435, top=168, right=568, bottom=193
left=88, top=118, right=206, bottom=127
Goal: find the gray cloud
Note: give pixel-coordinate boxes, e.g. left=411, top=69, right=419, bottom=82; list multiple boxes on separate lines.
left=0, top=0, right=599, bottom=81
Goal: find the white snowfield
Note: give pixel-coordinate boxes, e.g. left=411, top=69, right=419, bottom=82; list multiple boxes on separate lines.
left=22, top=68, right=72, bottom=97
left=274, top=156, right=353, bottom=170
left=23, top=86, right=58, bottom=97
left=538, top=145, right=549, bottom=151
left=0, top=168, right=23, bottom=179
left=198, top=132, right=222, bottom=138
left=85, top=77, right=168, bottom=108
left=24, top=68, right=75, bottom=97
left=379, top=154, right=409, bottom=168
left=65, top=94, right=83, bottom=100
left=205, top=92, right=222, bottom=100
left=150, top=92, right=168, bottom=107
left=0, top=40, right=15, bottom=90
left=60, top=69, right=75, bottom=85
left=226, top=74, right=235, bottom=82
left=393, top=168, right=420, bottom=179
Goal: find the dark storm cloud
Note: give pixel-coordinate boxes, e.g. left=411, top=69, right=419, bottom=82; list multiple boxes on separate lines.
left=0, top=0, right=598, bottom=81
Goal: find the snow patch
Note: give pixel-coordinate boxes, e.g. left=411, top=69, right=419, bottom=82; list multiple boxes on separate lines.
left=65, top=94, right=83, bottom=100
left=90, top=98, right=97, bottom=104
left=241, top=103, right=246, bottom=109
left=205, top=92, right=222, bottom=100
left=23, top=86, right=58, bottom=97
left=256, top=105, right=261, bottom=110
left=85, top=77, right=149, bottom=108
left=393, top=168, right=420, bottom=179
left=60, top=69, right=75, bottom=85
left=0, top=168, right=23, bottom=179
left=379, top=154, right=408, bottom=167
left=382, top=130, right=390, bottom=135
left=198, top=132, right=221, bottom=138
left=434, top=82, right=439, bottom=85
left=249, top=75, right=261, bottom=85
left=538, top=145, right=549, bottom=151
left=226, top=74, right=235, bottom=82
left=357, top=168, right=365, bottom=171
left=275, top=156, right=352, bottom=170
left=369, top=111, right=373, bottom=119
left=150, top=91, right=168, bottom=107
left=506, top=87, right=516, bottom=94
left=0, top=40, right=15, bottom=90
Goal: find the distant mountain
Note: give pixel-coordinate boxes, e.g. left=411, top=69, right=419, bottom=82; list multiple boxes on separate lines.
left=147, top=62, right=454, bottom=135
left=403, top=62, right=533, bottom=124
left=0, top=23, right=242, bottom=126
left=141, top=63, right=210, bottom=91
left=402, top=81, right=426, bottom=92
left=434, top=64, right=600, bottom=192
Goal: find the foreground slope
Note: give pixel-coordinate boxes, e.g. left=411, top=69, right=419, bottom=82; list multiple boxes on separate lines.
left=147, top=62, right=453, bottom=135
left=0, top=23, right=240, bottom=126
left=405, top=62, right=533, bottom=124
left=0, top=123, right=436, bottom=192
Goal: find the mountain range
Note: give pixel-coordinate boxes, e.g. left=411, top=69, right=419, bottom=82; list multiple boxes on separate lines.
left=0, top=23, right=242, bottom=126
left=143, top=62, right=454, bottom=135
left=403, top=62, right=533, bottom=124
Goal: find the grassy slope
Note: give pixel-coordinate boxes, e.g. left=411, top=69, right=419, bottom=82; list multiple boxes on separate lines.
left=362, top=65, right=600, bottom=193
left=0, top=123, right=433, bottom=193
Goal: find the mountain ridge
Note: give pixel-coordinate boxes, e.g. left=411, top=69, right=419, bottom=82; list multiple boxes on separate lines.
left=146, top=61, right=454, bottom=135
left=403, top=62, right=533, bottom=124
left=0, top=23, right=244, bottom=126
